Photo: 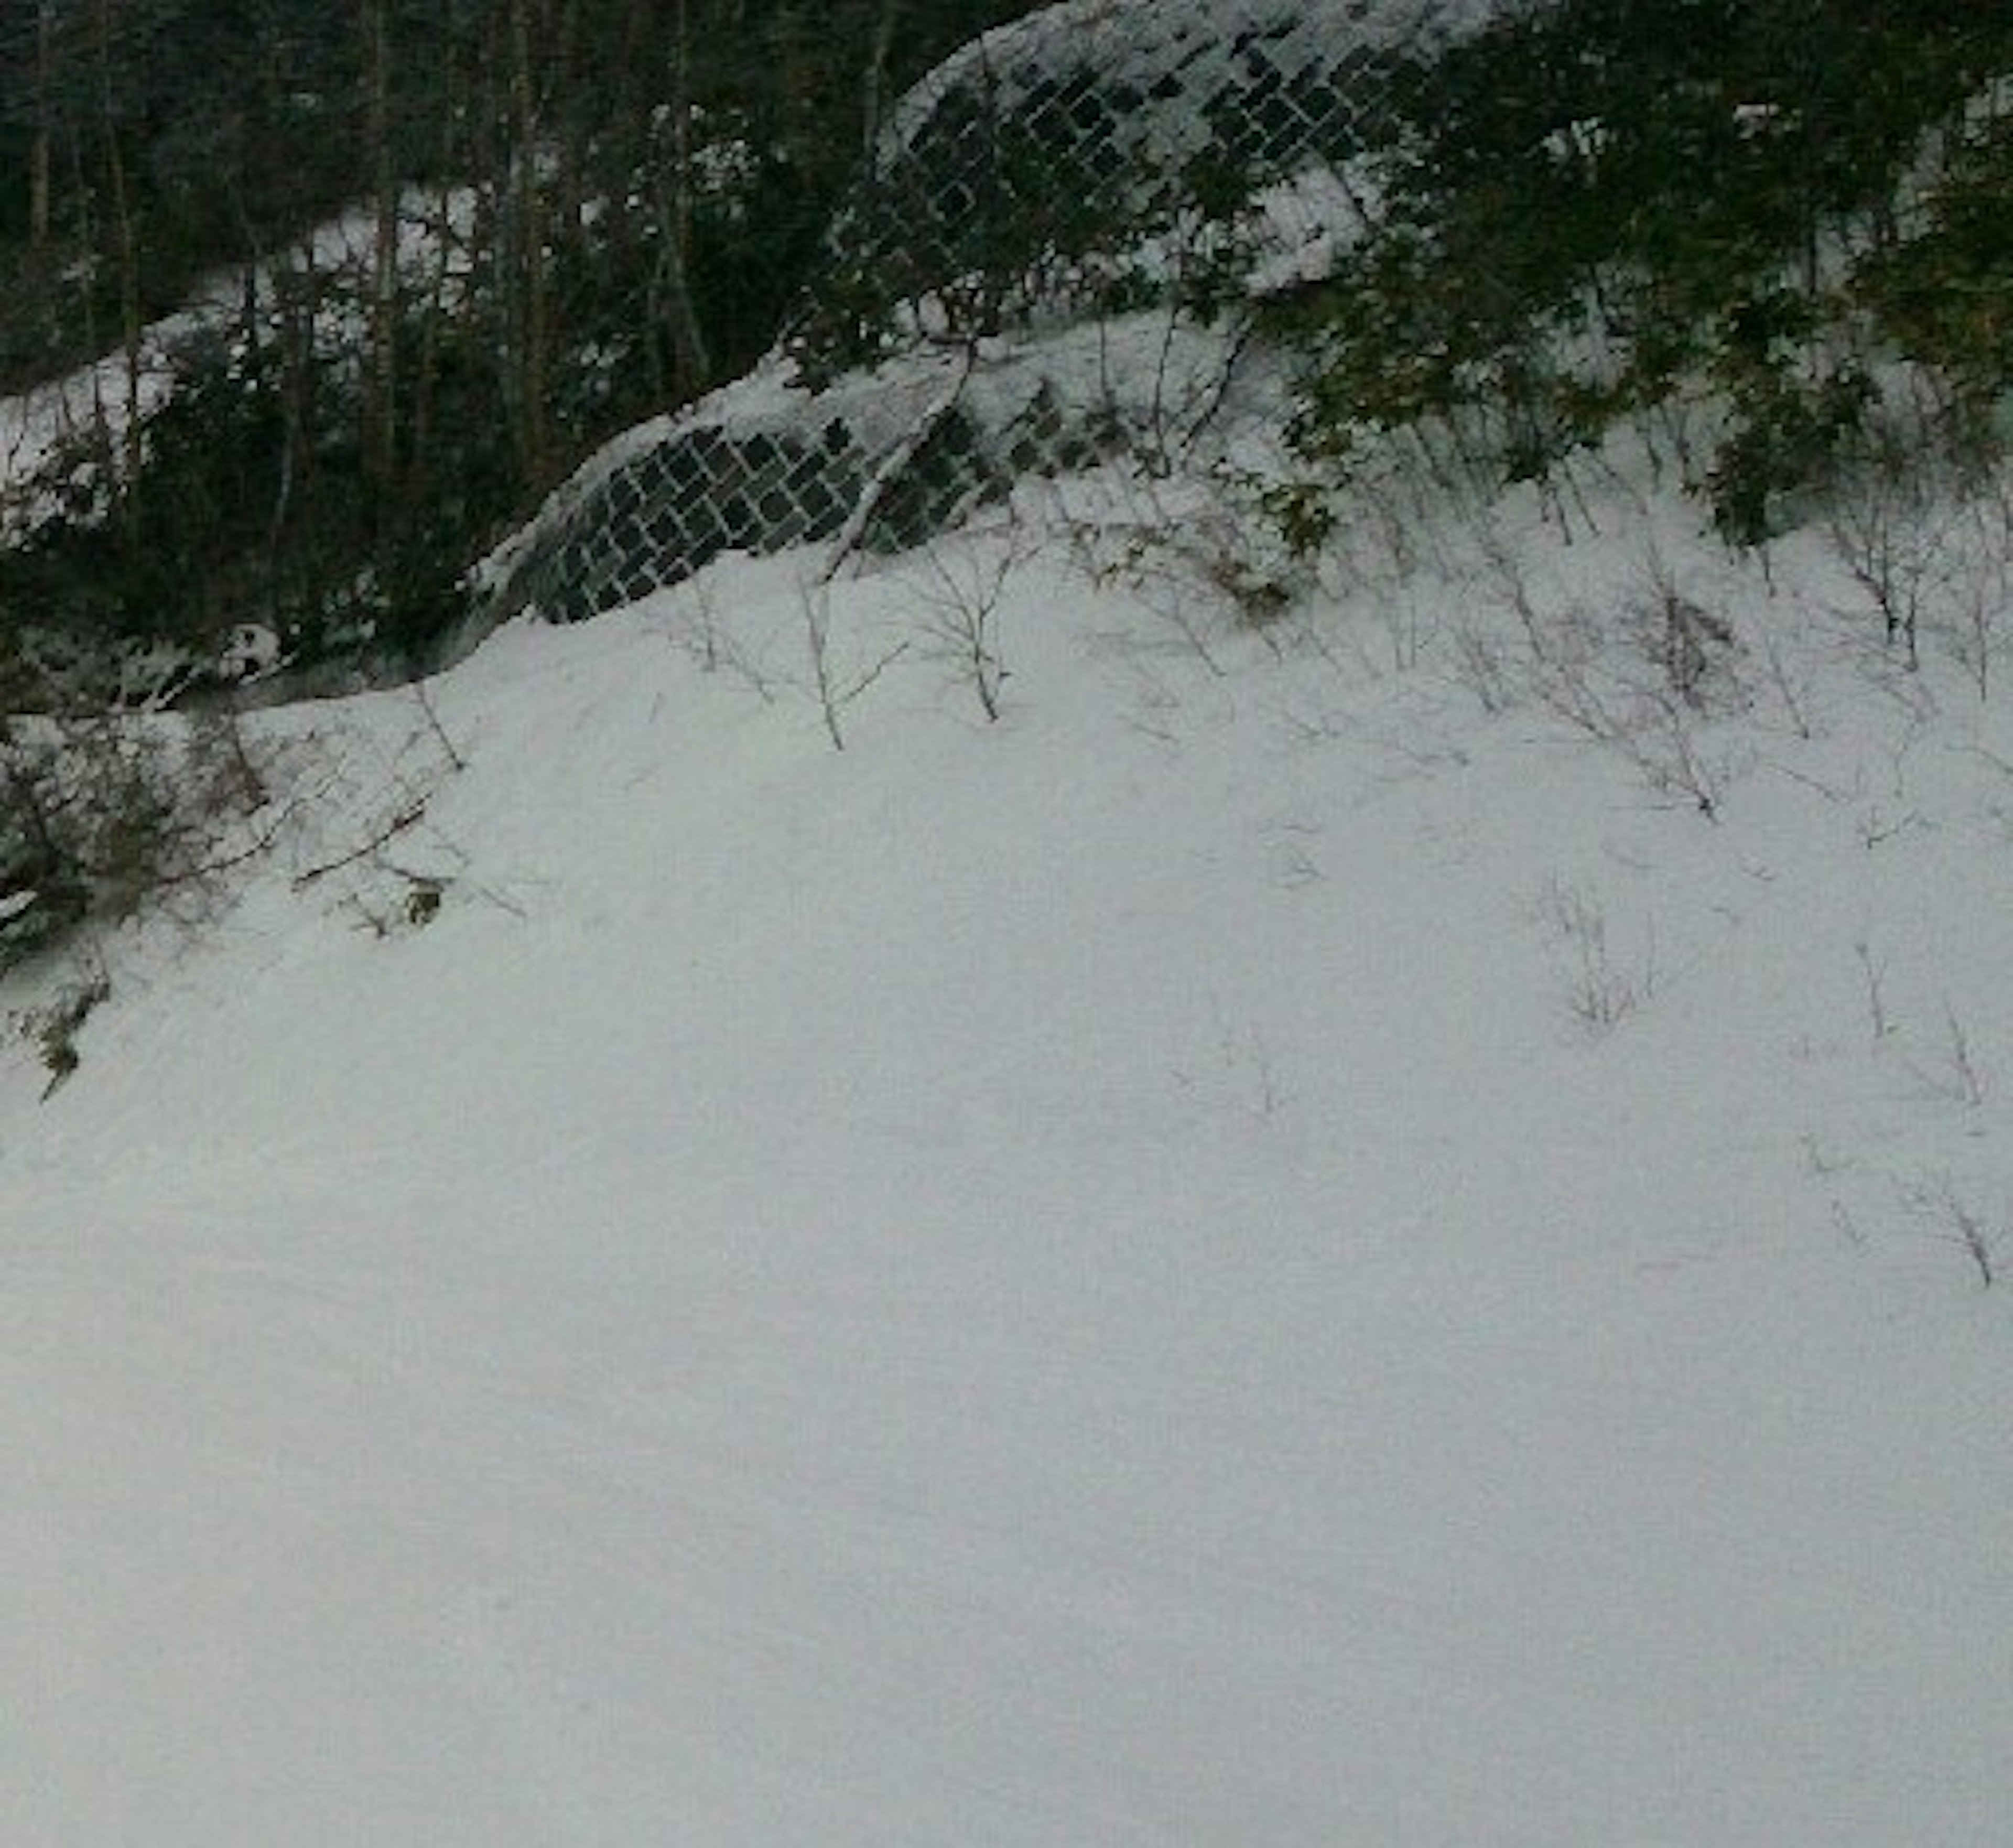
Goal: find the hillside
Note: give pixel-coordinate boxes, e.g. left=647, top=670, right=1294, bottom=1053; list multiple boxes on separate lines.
left=1, top=452, right=2009, bottom=1840
left=2, top=2, right=2011, bottom=1840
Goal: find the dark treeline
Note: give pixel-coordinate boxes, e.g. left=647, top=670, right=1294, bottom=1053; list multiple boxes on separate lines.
left=0, top=1, right=1035, bottom=675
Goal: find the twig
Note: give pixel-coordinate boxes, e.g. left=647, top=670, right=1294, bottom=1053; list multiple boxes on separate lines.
left=292, top=799, right=429, bottom=888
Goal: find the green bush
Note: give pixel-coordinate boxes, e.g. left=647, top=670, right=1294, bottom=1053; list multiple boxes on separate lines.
left=1853, top=108, right=2013, bottom=410
left=1270, top=0, right=2013, bottom=541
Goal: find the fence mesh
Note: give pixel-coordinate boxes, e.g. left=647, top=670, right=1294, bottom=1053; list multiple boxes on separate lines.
left=486, top=0, right=1485, bottom=626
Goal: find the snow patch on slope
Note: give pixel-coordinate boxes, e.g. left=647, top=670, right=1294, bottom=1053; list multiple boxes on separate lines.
left=0, top=447, right=2009, bottom=1841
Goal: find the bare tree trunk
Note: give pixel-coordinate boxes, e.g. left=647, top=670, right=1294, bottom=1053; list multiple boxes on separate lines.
left=406, top=94, right=463, bottom=498
left=654, top=0, right=712, bottom=397
left=862, top=0, right=903, bottom=154
left=553, top=0, right=585, bottom=242
left=266, top=242, right=310, bottom=564
left=363, top=0, right=399, bottom=488
left=30, top=1, right=54, bottom=246
left=94, top=0, right=143, bottom=520
left=509, top=0, right=551, bottom=484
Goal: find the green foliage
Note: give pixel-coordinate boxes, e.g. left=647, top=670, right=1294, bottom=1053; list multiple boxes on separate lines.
left=1853, top=104, right=2013, bottom=407
left=0, top=312, right=523, bottom=676
left=1271, top=0, right=2013, bottom=545
left=22, top=974, right=111, bottom=1096
left=793, top=62, right=1161, bottom=373
left=1258, top=479, right=1338, bottom=561
left=789, top=31, right=1290, bottom=376
left=1705, top=347, right=1871, bottom=545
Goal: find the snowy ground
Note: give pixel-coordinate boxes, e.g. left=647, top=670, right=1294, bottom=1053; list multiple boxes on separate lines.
left=1, top=464, right=2009, bottom=1843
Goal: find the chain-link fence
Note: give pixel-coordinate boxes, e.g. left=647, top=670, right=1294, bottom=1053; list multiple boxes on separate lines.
left=486, top=0, right=1501, bottom=626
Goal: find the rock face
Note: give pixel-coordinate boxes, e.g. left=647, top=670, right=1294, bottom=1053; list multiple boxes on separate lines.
left=483, top=0, right=1508, bottom=630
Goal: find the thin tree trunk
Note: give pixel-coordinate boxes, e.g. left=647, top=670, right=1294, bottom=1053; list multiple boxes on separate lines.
left=94, top=0, right=143, bottom=522
left=862, top=0, right=903, bottom=154
left=510, top=0, right=550, bottom=483
left=30, top=2, right=54, bottom=246
left=406, top=30, right=471, bottom=512
left=363, top=0, right=399, bottom=488
left=657, top=0, right=711, bottom=396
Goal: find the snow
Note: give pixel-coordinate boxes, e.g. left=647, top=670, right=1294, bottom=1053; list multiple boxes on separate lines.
left=886, top=0, right=1508, bottom=164
left=2, top=448, right=2010, bottom=1843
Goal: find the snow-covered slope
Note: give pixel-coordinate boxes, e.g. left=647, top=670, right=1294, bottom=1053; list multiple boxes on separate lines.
left=885, top=0, right=1501, bottom=161
left=1, top=466, right=2009, bottom=1842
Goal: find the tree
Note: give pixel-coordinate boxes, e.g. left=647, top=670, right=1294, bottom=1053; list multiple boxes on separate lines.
left=0, top=0, right=1054, bottom=673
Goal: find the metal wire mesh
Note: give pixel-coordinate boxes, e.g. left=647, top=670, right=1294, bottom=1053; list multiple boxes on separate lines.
left=490, top=0, right=1475, bottom=626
